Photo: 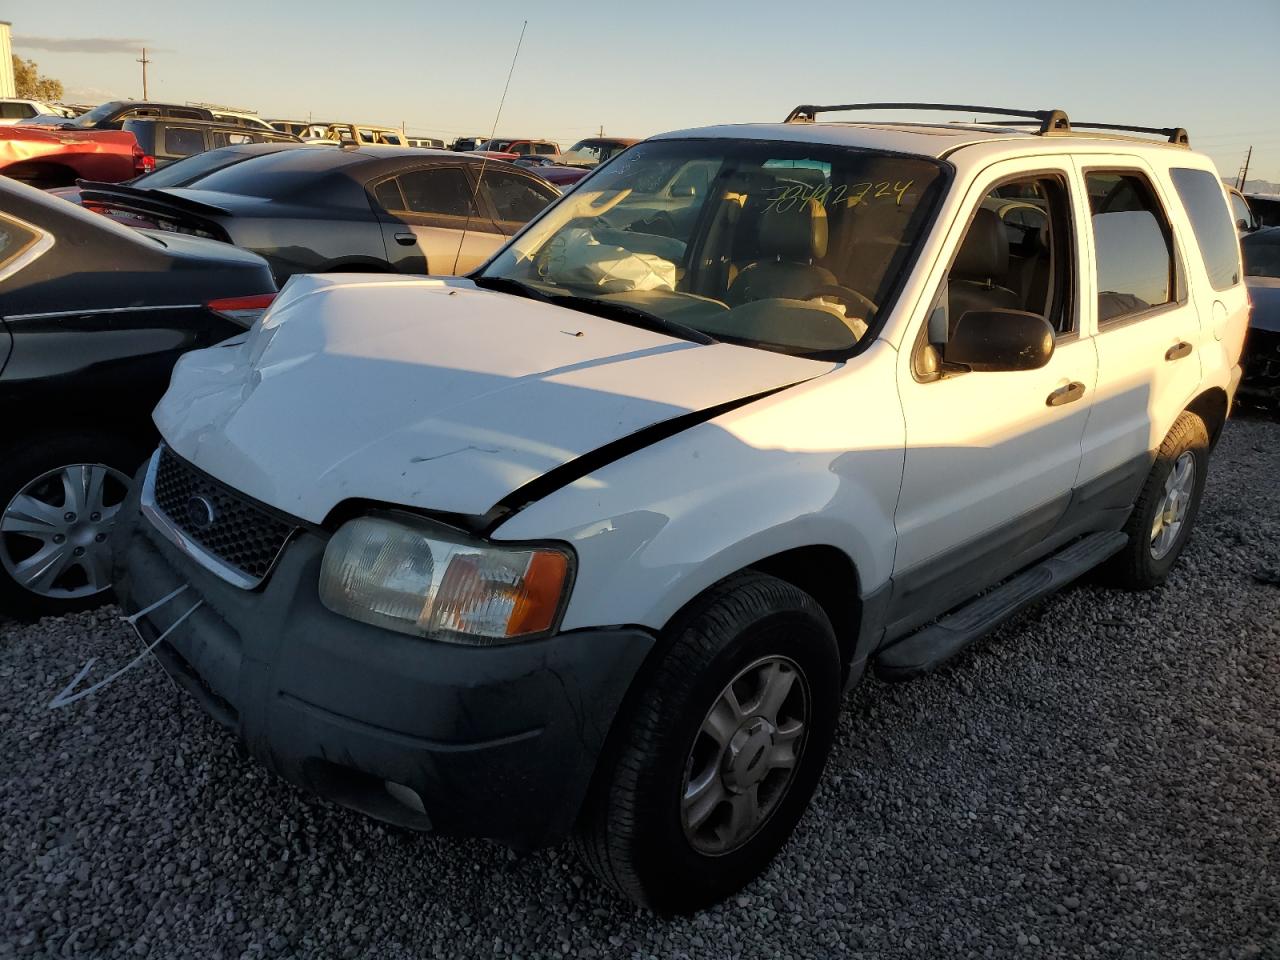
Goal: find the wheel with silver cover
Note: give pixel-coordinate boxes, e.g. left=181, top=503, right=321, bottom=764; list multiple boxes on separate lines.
left=0, top=435, right=145, bottom=619
left=574, top=571, right=840, bottom=912
left=1102, top=410, right=1210, bottom=590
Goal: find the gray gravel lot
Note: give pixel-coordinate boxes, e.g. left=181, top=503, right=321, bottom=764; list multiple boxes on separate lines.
left=3, top=416, right=1278, bottom=960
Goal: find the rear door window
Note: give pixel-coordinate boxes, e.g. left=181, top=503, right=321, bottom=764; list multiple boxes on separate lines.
left=1169, top=168, right=1241, bottom=290
left=379, top=167, right=477, bottom=218
left=1086, top=171, right=1177, bottom=323
left=164, top=127, right=206, bottom=157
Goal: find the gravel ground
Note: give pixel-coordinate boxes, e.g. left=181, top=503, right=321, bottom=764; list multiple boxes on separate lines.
left=3, top=416, right=1278, bottom=960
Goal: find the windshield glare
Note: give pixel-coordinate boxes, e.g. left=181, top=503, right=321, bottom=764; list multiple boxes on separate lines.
left=71, top=101, right=122, bottom=127
left=480, top=139, right=945, bottom=357
left=561, top=142, right=611, bottom=167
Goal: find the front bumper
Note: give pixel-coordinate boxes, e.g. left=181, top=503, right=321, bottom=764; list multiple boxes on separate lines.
left=111, top=479, right=654, bottom=849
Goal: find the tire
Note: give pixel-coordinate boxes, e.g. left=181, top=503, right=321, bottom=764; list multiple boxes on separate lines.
left=1101, top=410, right=1209, bottom=590
left=573, top=572, right=841, bottom=912
left=0, top=434, right=150, bottom=620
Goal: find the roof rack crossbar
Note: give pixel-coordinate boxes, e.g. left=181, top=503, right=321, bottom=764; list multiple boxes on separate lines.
left=1069, top=121, right=1189, bottom=146
left=784, top=102, right=1071, bottom=134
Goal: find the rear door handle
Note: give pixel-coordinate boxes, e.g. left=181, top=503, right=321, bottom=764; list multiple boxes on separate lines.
left=394, top=232, right=416, bottom=246
left=1046, top=381, right=1086, bottom=407
left=1165, top=341, right=1193, bottom=361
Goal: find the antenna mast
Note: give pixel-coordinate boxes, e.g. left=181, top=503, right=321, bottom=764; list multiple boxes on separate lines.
left=451, top=20, right=528, bottom=274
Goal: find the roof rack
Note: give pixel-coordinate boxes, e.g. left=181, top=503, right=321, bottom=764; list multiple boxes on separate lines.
left=1065, top=120, right=1189, bottom=146
left=784, top=102, right=1070, bottom=134
left=783, top=102, right=1191, bottom=146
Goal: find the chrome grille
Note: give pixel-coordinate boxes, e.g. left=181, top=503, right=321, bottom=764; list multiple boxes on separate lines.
left=147, top=447, right=295, bottom=586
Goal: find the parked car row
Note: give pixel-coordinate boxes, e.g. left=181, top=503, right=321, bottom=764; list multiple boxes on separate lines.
left=66, top=143, right=559, bottom=281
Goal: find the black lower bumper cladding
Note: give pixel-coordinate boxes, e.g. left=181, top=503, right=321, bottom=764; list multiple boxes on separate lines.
left=111, top=479, right=654, bottom=849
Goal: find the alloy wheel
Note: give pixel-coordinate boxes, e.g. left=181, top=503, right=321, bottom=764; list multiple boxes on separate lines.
left=680, top=656, right=810, bottom=856
left=1150, top=451, right=1195, bottom=561
left=0, top=463, right=132, bottom=599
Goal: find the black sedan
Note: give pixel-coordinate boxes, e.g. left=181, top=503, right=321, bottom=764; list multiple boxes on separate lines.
left=49, top=140, right=304, bottom=206
left=1241, top=226, right=1280, bottom=407
left=75, top=145, right=560, bottom=283
left=0, top=177, right=277, bottom=618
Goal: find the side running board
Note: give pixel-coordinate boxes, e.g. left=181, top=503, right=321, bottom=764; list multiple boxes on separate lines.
left=874, top=531, right=1128, bottom=682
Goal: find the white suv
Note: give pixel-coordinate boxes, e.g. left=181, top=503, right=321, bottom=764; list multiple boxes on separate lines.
left=112, top=104, right=1248, bottom=912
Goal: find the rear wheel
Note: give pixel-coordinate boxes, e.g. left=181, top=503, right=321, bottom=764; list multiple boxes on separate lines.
left=1102, top=411, right=1209, bottom=590
left=0, top=435, right=148, bottom=619
left=574, top=572, right=841, bottom=912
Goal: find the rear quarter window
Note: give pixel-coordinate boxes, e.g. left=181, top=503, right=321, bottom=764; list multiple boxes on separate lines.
left=1169, top=168, right=1240, bottom=290
left=0, top=216, right=41, bottom=270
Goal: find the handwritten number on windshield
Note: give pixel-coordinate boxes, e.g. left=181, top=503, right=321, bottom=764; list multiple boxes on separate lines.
left=764, top=180, right=914, bottom=213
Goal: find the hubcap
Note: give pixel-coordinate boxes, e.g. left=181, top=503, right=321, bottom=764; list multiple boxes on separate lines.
left=1150, top=451, right=1195, bottom=561
left=0, top=463, right=131, bottom=599
left=680, top=656, right=809, bottom=856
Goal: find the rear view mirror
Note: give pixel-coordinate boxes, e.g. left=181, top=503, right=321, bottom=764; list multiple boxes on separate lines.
left=945, top=309, right=1055, bottom=372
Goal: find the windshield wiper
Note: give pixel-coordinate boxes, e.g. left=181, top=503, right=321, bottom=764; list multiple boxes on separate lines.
left=548, top=295, right=717, bottom=346
left=471, top=275, right=554, bottom=302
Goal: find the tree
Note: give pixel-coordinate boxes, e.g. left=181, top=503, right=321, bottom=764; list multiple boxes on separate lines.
left=12, top=56, right=64, bottom=102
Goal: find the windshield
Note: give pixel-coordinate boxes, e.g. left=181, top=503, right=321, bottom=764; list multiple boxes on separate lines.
left=70, top=101, right=124, bottom=127
left=479, top=138, right=945, bottom=357
left=1243, top=232, right=1280, bottom=278
left=561, top=141, right=614, bottom=168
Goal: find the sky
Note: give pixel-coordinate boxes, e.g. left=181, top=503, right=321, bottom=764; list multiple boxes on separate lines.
left=5, top=0, right=1279, bottom=183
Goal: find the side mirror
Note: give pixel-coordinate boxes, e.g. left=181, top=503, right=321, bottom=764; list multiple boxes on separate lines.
left=670, top=183, right=697, bottom=198
left=944, top=309, right=1055, bottom=372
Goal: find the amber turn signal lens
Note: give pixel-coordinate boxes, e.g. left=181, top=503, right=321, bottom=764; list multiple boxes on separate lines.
left=506, top=550, right=570, bottom=637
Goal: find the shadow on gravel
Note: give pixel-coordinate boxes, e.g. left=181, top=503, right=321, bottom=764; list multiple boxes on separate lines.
left=2, top=418, right=1278, bottom=960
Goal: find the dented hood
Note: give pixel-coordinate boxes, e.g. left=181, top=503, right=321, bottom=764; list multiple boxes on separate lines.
left=155, top=275, right=833, bottom=523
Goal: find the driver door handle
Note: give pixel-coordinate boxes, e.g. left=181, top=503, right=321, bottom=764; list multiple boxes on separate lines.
left=394, top=232, right=416, bottom=246
left=1165, top=341, right=1193, bottom=362
left=1046, top=381, right=1086, bottom=407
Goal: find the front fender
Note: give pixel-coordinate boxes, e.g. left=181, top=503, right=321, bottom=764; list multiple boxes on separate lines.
left=493, top=345, right=906, bottom=632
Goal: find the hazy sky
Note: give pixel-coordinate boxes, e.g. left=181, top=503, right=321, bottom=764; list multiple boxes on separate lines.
left=7, top=0, right=1279, bottom=181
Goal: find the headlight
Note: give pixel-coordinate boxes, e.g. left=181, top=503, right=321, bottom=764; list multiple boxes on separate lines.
left=318, top=514, right=573, bottom=644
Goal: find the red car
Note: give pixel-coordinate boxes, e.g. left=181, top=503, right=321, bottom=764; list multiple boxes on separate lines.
left=0, top=125, right=150, bottom=187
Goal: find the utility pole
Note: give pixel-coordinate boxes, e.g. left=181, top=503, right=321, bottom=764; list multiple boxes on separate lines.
left=598, top=124, right=604, bottom=137
left=1237, top=146, right=1252, bottom=192
left=137, top=47, right=151, bottom=100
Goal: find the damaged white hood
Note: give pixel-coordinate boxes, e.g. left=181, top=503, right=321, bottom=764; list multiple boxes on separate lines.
left=155, top=274, right=833, bottom=523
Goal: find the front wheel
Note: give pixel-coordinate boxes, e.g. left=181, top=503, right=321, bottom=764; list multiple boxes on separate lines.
left=0, top=436, right=147, bottom=619
left=1102, top=410, right=1209, bottom=590
left=573, top=572, right=841, bottom=912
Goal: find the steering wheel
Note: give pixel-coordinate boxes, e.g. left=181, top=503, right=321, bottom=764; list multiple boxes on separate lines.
left=632, top=210, right=678, bottom=237
left=805, top=283, right=879, bottom=316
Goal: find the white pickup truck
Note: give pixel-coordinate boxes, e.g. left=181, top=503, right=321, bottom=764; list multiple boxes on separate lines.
left=112, top=103, right=1249, bottom=911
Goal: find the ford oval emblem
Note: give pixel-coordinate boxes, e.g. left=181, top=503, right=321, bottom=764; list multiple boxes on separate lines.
left=185, top=495, right=216, bottom=530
